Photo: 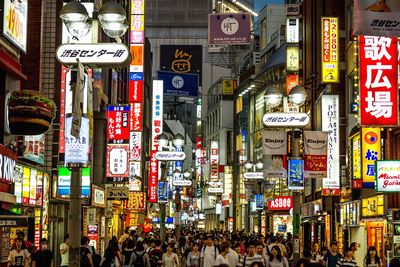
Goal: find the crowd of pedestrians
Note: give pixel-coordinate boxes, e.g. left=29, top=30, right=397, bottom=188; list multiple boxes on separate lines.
left=6, top=229, right=400, bottom=267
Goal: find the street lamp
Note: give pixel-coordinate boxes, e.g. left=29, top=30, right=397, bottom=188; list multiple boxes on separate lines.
left=183, top=169, right=191, bottom=179
left=264, top=86, right=283, bottom=107
left=173, top=133, right=185, bottom=148
left=288, top=85, right=307, bottom=106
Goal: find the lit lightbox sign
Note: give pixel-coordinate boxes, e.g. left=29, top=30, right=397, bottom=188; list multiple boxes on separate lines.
left=57, top=167, right=90, bottom=198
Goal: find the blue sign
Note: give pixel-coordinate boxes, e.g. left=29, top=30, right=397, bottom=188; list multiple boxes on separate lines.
left=57, top=167, right=91, bottom=198
left=130, top=72, right=143, bottom=80
left=152, top=217, right=174, bottom=224
left=106, top=105, right=130, bottom=112
left=157, top=71, right=199, bottom=97
left=255, top=194, right=264, bottom=210
left=158, top=182, right=169, bottom=203
left=288, top=159, right=304, bottom=190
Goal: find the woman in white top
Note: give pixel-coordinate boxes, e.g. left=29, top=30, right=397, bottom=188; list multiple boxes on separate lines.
left=8, top=238, right=31, bottom=267
left=363, top=246, right=383, bottom=267
left=215, top=242, right=230, bottom=266
left=268, top=245, right=289, bottom=267
left=163, top=244, right=179, bottom=267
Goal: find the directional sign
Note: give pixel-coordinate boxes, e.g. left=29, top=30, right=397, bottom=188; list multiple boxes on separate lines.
left=155, top=151, right=186, bottom=161
left=243, top=172, right=264, bottom=179
left=172, top=180, right=193, bottom=186
left=208, top=187, right=224, bottom=193
left=56, top=43, right=131, bottom=67
left=106, top=187, right=129, bottom=200
left=263, top=112, right=309, bottom=127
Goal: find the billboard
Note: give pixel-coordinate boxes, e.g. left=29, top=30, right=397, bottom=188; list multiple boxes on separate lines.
left=288, top=159, right=304, bottom=190
left=2, top=0, right=28, bottom=52
left=362, top=128, right=381, bottom=188
left=208, top=13, right=251, bottom=45
left=160, top=45, right=202, bottom=85
left=321, top=17, right=339, bottom=83
left=263, top=131, right=287, bottom=179
left=321, top=95, right=340, bottom=196
left=57, top=167, right=90, bottom=198
left=303, top=131, right=328, bottom=179
left=359, top=35, right=398, bottom=126
left=157, top=71, right=199, bottom=97
left=65, top=116, right=90, bottom=165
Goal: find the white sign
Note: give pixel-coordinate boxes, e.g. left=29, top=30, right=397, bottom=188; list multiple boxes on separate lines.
left=87, top=208, right=96, bottom=225
left=215, top=203, right=222, bottom=215
left=107, top=146, right=128, bottom=176
left=65, top=116, right=89, bottom=165
left=106, top=187, right=129, bottom=200
left=208, top=187, right=224, bottom=193
left=155, top=151, right=186, bottom=161
left=243, top=172, right=264, bottom=179
left=93, top=188, right=105, bottom=207
left=375, top=161, right=400, bottom=192
left=263, top=130, right=287, bottom=155
left=210, top=141, right=219, bottom=181
left=286, top=18, right=299, bottom=43
left=56, top=43, right=130, bottom=67
left=172, top=180, right=192, bottom=186
left=3, top=0, right=28, bottom=52
left=263, top=113, right=309, bottom=127
left=322, top=95, right=340, bottom=191
left=151, top=80, right=163, bottom=150
left=130, top=162, right=142, bottom=178
left=130, top=132, right=142, bottom=161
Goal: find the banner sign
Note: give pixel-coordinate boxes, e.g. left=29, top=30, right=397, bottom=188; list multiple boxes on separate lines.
left=149, top=151, right=158, bottom=203
left=288, top=159, right=304, bottom=190
left=151, top=80, right=163, bottom=150
left=321, top=17, right=339, bottom=83
left=362, top=128, right=381, bottom=188
left=65, top=116, right=89, bottom=165
left=359, top=35, right=398, bottom=126
left=160, top=45, right=203, bottom=85
left=286, top=46, right=299, bottom=72
left=286, top=18, right=299, bottom=43
left=158, top=181, right=168, bottom=203
left=321, top=95, right=340, bottom=196
left=208, top=13, right=251, bottom=45
left=129, top=80, right=143, bottom=102
left=354, top=0, right=400, bottom=37
left=255, top=194, right=264, bottom=210
left=130, top=102, right=143, bottom=131
left=267, top=196, right=293, bottom=211
left=106, top=144, right=129, bottom=178
left=23, top=135, right=45, bottom=165
left=303, top=131, right=328, bottom=179
left=375, top=161, right=400, bottom=192
left=157, top=71, right=199, bottom=97
left=130, top=44, right=143, bottom=72
left=3, top=0, right=28, bottom=52
left=127, top=192, right=146, bottom=211
left=129, top=132, right=141, bottom=161
left=263, top=131, right=287, bottom=179
left=210, top=141, right=219, bottom=181
left=107, top=105, right=130, bottom=142
left=351, top=134, right=362, bottom=189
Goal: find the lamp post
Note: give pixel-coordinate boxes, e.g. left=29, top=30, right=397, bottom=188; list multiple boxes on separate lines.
left=59, top=2, right=128, bottom=266
left=264, top=84, right=307, bottom=263
left=158, top=133, right=186, bottom=245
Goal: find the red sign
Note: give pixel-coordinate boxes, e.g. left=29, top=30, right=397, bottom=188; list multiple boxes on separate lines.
left=286, top=74, right=299, bottom=94
left=322, top=188, right=341, bottom=196
left=0, top=144, right=17, bottom=184
left=359, top=36, right=398, bottom=126
left=130, top=102, right=143, bottom=131
left=267, top=196, right=293, bottom=211
left=129, top=80, right=143, bottom=102
left=59, top=66, right=68, bottom=153
left=107, top=105, right=130, bottom=141
left=148, top=151, right=158, bottom=203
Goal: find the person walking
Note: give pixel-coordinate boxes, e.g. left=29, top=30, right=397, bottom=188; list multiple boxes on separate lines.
left=162, top=244, right=179, bottom=267
left=255, top=241, right=269, bottom=267
left=238, top=241, right=264, bottom=267
left=7, top=237, right=31, bottom=267
left=336, top=247, right=357, bottom=267
left=215, top=241, right=230, bottom=266
left=122, top=239, right=134, bottom=267
left=186, top=243, right=200, bottom=267
left=325, top=241, right=341, bottom=267
left=60, top=234, right=69, bottom=267
left=149, top=240, right=164, bottom=267
left=200, top=235, right=219, bottom=267
left=226, top=243, right=239, bottom=267
left=130, top=241, right=150, bottom=267
left=363, top=246, right=383, bottom=267
left=100, top=241, right=121, bottom=267
left=31, top=238, right=54, bottom=267
left=81, top=236, right=95, bottom=267
left=268, top=245, right=289, bottom=267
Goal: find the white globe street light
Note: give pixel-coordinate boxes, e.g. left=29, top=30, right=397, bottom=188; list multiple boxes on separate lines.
left=288, top=85, right=307, bottom=106
left=264, top=86, right=283, bottom=107
left=255, top=160, right=264, bottom=170
left=244, top=161, right=254, bottom=170
left=173, top=133, right=185, bottom=148
left=183, top=169, right=191, bottom=178
left=157, top=133, right=169, bottom=148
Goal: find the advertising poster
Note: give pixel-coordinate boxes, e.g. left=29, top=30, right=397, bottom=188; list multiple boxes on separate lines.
left=255, top=194, right=264, bottom=210
left=359, top=35, right=398, bottom=126
left=65, top=116, right=89, bottom=165
left=263, top=130, right=287, bottom=179
left=321, top=17, right=339, bottom=83
left=222, top=80, right=235, bottom=95
left=3, top=0, right=28, bottom=52
left=23, top=135, right=45, bottom=165
left=107, top=105, right=130, bottom=142
left=208, top=13, right=251, bottom=45
left=158, top=181, right=169, bottom=203
left=354, top=0, right=400, bottom=36
left=157, top=71, right=199, bottom=97
left=288, top=159, right=304, bottom=190
left=303, top=131, right=328, bottom=179
left=361, top=128, right=381, bottom=188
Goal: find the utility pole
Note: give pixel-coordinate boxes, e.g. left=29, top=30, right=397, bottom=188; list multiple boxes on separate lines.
left=292, top=130, right=302, bottom=264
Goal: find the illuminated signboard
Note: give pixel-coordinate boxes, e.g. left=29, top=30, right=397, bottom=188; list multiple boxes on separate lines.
left=321, top=17, right=339, bottom=83
left=286, top=46, right=299, bottom=72
left=361, top=128, right=381, bottom=188
left=57, top=167, right=90, bottom=198
left=286, top=18, right=299, bottom=43
left=210, top=141, right=219, bottom=181
left=267, top=196, right=293, bottom=211
left=107, top=105, right=130, bottom=142
left=2, top=0, right=28, bottom=52
left=106, top=144, right=129, bottom=178
left=375, top=161, right=400, bottom=192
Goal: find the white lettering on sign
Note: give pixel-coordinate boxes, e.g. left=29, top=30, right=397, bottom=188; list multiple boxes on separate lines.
left=0, top=154, right=16, bottom=183
left=267, top=196, right=293, bottom=210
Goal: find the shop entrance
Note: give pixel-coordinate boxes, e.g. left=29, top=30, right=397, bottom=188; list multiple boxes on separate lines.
left=367, top=221, right=385, bottom=261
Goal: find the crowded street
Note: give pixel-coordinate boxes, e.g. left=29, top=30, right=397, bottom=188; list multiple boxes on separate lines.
left=1, top=0, right=400, bottom=266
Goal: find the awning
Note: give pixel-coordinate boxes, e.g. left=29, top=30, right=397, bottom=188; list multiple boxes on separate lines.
left=0, top=49, right=27, bottom=80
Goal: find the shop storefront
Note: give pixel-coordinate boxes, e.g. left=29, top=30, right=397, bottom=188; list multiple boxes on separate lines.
left=267, top=196, right=293, bottom=235
left=301, top=199, right=327, bottom=249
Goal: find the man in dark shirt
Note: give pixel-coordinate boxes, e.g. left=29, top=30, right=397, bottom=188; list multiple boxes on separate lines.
left=31, top=238, right=54, bottom=267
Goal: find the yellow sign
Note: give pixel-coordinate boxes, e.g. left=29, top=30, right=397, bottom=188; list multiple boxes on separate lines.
left=222, top=80, right=234, bottom=95
left=131, top=0, right=145, bottom=15
left=352, top=134, right=361, bottom=180
left=362, top=195, right=384, bottom=217
left=286, top=46, right=299, bottom=72
left=127, top=192, right=146, bottom=211
left=361, top=128, right=381, bottom=187
left=130, top=14, right=144, bottom=31
left=321, top=17, right=339, bottom=83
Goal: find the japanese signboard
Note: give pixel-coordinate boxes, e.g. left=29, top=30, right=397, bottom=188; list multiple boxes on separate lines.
left=158, top=181, right=168, bottom=203
left=157, top=71, right=199, bottom=97
left=286, top=74, right=299, bottom=95
left=65, top=116, right=89, bottom=165
left=321, top=17, right=339, bottom=83
left=351, top=134, right=362, bottom=189
left=56, top=43, right=130, bottom=67
left=2, top=0, right=28, bottom=52
left=160, top=45, right=203, bottom=85
left=92, top=186, right=105, bottom=208
left=106, top=145, right=129, bottom=178
left=130, top=14, right=145, bottom=43
left=130, top=102, right=143, bottom=131
left=288, top=159, right=304, bottom=190
left=127, top=192, right=146, bottom=211
left=148, top=151, right=158, bottom=203
left=361, top=195, right=384, bottom=217
left=362, top=128, right=381, bottom=188
left=375, top=160, right=400, bottom=192
left=107, top=105, right=130, bottom=142
left=128, top=177, right=141, bottom=191
left=14, top=165, right=23, bottom=203
left=131, top=0, right=144, bottom=14
left=0, top=144, right=16, bottom=184
left=130, top=162, right=142, bottom=179
left=263, top=112, right=309, bottom=127
left=321, top=95, right=340, bottom=196
left=106, top=187, right=129, bottom=200
left=354, top=0, right=400, bottom=37
left=129, top=132, right=141, bottom=161
left=222, top=80, right=235, bottom=95
left=208, top=13, right=251, bottom=45
left=151, top=80, right=164, bottom=150
left=129, top=79, right=143, bottom=102
left=155, top=151, right=186, bottom=161
left=210, top=141, right=219, bottom=181
left=286, top=46, right=299, bottom=72
left=286, top=18, right=299, bottom=43
left=267, top=196, right=293, bottom=211
left=130, top=44, right=143, bottom=72
left=23, top=135, right=45, bottom=165
left=57, top=167, right=90, bottom=198
left=303, top=131, right=328, bottom=179
left=359, top=35, right=398, bottom=126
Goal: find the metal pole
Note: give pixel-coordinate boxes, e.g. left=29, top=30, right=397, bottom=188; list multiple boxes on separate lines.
left=258, top=180, right=262, bottom=235
left=159, top=162, right=167, bottom=245
left=292, top=130, right=301, bottom=263
left=68, top=167, right=81, bottom=267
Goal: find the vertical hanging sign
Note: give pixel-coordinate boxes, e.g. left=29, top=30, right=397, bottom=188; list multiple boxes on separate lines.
left=361, top=128, right=381, bottom=188
left=321, top=17, right=339, bottom=83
